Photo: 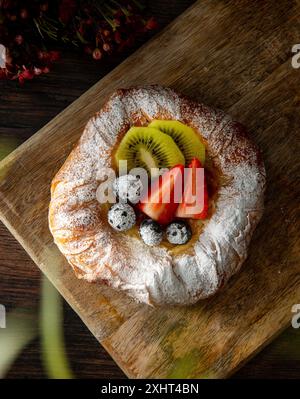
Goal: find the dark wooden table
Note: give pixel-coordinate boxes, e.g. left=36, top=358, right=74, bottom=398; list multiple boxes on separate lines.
left=0, top=0, right=299, bottom=379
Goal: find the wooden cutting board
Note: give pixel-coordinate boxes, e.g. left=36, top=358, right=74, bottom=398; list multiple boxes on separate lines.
left=0, top=0, right=299, bottom=378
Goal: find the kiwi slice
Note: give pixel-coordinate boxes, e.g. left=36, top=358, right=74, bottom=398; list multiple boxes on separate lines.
left=115, top=127, right=185, bottom=174
left=148, top=120, right=205, bottom=164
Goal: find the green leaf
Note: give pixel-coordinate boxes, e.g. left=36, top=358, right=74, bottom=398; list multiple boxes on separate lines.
left=76, top=31, right=88, bottom=44
left=0, top=309, right=38, bottom=378
left=0, top=137, right=20, bottom=161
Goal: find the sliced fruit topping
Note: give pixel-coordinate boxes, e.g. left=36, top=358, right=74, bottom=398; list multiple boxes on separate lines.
left=175, top=157, right=208, bottom=220
left=138, top=164, right=184, bottom=225
left=148, top=120, right=205, bottom=165
left=139, top=219, right=163, bottom=246
left=108, top=203, right=136, bottom=231
left=113, top=174, right=143, bottom=204
left=114, top=127, right=185, bottom=175
left=166, top=221, right=192, bottom=245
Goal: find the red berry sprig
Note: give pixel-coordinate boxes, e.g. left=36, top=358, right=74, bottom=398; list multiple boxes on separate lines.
left=0, top=0, right=158, bottom=84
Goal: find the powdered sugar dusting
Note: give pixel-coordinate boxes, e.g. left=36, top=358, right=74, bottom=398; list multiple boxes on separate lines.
left=53, top=206, right=98, bottom=230
left=49, top=86, right=266, bottom=306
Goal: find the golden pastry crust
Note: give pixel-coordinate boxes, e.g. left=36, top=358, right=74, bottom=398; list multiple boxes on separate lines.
left=49, top=86, right=266, bottom=305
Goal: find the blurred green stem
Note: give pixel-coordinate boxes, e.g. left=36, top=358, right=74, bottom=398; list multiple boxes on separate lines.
left=41, top=276, right=73, bottom=379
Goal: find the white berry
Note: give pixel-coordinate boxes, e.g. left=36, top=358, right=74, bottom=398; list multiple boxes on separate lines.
left=108, top=203, right=136, bottom=232
left=166, top=221, right=192, bottom=245
left=113, top=174, right=143, bottom=204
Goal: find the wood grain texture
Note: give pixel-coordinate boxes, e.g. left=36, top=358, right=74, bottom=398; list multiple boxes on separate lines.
left=0, top=0, right=299, bottom=378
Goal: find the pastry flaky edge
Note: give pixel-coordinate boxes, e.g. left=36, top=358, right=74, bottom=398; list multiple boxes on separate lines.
left=49, top=85, right=266, bottom=306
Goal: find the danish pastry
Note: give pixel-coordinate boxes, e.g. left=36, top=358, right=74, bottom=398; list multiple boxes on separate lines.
left=49, top=86, right=266, bottom=305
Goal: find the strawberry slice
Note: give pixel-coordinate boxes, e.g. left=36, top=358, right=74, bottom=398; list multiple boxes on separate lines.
left=138, top=164, right=184, bottom=225
left=175, top=158, right=208, bottom=219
